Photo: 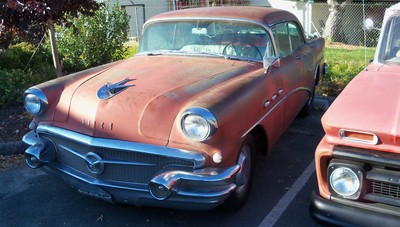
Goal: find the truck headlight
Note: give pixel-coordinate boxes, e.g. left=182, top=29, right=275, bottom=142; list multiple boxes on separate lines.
left=24, top=88, right=48, bottom=116
left=328, top=161, right=364, bottom=200
left=181, top=107, right=217, bottom=142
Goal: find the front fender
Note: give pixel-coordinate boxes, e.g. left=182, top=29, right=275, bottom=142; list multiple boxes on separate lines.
left=168, top=67, right=268, bottom=167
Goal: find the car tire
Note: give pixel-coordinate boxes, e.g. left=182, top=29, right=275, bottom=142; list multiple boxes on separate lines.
left=223, top=135, right=255, bottom=209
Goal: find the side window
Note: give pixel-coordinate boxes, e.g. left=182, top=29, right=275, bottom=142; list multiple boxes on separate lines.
left=379, top=16, right=400, bottom=62
left=288, top=22, right=305, bottom=51
left=272, top=22, right=305, bottom=58
left=272, top=23, right=291, bottom=57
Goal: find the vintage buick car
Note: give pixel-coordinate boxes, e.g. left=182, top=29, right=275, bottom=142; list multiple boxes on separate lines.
left=310, top=3, right=400, bottom=226
left=23, top=6, right=325, bottom=210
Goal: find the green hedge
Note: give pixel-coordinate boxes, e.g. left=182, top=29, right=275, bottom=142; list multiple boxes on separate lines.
left=0, top=42, right=56, bottom=107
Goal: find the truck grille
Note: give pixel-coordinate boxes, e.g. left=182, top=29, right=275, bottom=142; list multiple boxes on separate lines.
left=371, top=181, right=400, bottom=199
left=333, top=146, right=400, bottom=207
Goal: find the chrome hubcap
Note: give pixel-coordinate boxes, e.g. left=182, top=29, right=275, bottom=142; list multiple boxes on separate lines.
left=236, top=144, right=251, bottom=197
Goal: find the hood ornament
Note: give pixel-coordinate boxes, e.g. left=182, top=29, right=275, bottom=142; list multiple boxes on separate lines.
left=97, top=78, right=135, bottom=100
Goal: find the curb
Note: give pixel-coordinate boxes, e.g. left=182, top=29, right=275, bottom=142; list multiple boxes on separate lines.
left=314, top=96, right=331, bottom=111
left=0, top=141, right=27, bottom=156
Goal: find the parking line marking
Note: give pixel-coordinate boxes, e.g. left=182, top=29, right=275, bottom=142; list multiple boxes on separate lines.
left=258, top=160, right=316, bottom=227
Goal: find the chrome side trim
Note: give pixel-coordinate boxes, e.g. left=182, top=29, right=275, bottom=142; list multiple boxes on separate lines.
left=35, top=125, right=206, bottom=168
left=339, top=129, right=379, bottom=145
left=241, top=86, right=312, bottom=138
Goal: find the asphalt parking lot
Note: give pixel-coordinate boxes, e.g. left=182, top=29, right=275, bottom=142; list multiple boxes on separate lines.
left=0, top=98, right=328, bottom=227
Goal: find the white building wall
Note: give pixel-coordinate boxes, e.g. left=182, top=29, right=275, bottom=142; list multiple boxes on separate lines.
left=108, top=0, right=169, bottom=39
left=268, top=0, right=313, bottom=36
left=248, top=0, right=270, bottom=7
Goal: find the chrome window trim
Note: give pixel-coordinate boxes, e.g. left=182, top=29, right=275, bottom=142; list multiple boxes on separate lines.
left=36, top=125, right=206, bottom=168
left=140, top=17, right=278, bottom=61
left=339, top=129, right=379, bottom=145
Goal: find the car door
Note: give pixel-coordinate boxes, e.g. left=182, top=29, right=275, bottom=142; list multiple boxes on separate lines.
left=251, top=32, right=285, bottom=148
left=271, top=22, right=311, bottom=129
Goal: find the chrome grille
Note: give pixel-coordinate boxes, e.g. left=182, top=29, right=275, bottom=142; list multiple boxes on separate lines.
left=44, top=134, right=195, bottom=184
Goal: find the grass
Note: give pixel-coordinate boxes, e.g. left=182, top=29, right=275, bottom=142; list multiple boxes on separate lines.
left=317, top=43, right=376, bottom=97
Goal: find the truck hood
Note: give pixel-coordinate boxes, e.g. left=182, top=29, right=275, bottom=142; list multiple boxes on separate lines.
left=322, top=64, right=400, bottom=150
left=57, top=55, right=259, bottom=145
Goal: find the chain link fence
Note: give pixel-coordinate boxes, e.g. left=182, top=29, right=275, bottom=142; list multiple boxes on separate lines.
left=122, top=1, right=397, bottom=48
left=311, top=2, right=396, bottom=47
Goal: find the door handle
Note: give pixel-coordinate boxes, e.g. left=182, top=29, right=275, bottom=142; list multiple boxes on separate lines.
left=271, top=94, right=277, bottom=101
left=278, top=89, right=283, bottom=95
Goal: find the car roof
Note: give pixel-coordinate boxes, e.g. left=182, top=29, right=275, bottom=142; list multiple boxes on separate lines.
left=147, top=6, right=300, bottom=28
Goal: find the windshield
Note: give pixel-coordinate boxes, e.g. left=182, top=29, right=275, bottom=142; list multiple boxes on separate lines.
left=378, top=16, right=400, bottom=65
left=138, top=20, right=274, bottom=61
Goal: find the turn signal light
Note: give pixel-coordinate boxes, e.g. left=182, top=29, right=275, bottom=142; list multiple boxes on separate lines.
left=339, top=130, right=379, bottom=145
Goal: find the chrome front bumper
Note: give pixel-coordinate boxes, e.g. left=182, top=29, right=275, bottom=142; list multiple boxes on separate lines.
left=23, top=125, right=239, bottom=210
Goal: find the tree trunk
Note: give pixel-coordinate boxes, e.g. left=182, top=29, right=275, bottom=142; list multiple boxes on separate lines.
left=323, top=0, right=352, bottom=43
left=48, top=20, right=63, bottom=77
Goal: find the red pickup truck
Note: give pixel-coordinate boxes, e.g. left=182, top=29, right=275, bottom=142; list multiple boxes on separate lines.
left=311, top=3, right=400, bottom=225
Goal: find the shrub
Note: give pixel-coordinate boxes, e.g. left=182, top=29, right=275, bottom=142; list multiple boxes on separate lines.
left=0, top=42, right=54, bottom=73
left=0, top=69, right=31, bottom=106
left=0, top=42, right=56, bottom=107
left=56, top=2, right=130, bottom=73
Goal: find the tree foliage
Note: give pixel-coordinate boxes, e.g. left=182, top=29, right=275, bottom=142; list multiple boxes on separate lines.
left=56, top=2, right=130, bottom=73
left=0, top=0, right=100, bottom=48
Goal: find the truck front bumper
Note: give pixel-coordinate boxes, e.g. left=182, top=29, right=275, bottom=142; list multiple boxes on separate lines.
left=310, top=191, right=400, bottom=226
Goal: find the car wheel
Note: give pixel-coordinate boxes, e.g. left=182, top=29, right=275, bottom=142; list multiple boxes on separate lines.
left=223, top=135, right=255, bottom=209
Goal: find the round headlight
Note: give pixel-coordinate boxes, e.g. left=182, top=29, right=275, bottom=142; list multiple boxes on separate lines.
left=25, top=94, right=42, bottom=115
left=181, top=107, right=217, bottom=142
left=182, top=115, right=210, bottom=141
left=24, top=88, right=48, bottom=116
left=329, top=167, right=360, bottom=197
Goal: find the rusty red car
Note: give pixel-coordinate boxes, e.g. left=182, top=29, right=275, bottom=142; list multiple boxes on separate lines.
left=23, top=6, right=325, bottom=210
left=310, top=3, right=400, bottom=225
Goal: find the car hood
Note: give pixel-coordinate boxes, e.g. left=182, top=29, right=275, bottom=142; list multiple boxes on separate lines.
left=322, top=64, right=400, bottom=150
left=56, top=55, right=259, bottom=145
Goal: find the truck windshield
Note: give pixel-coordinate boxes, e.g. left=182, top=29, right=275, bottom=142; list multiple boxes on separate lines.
left=378, top=16, right=400, bottom=65
left=138, top=20, right=273, bottom=61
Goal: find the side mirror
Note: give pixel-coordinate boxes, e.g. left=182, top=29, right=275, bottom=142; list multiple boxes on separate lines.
left=263, top=41, right=280, bottom=72
left=263, top=56, right=280, bottom=72
left=365, top=18, right=375, bottom=31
